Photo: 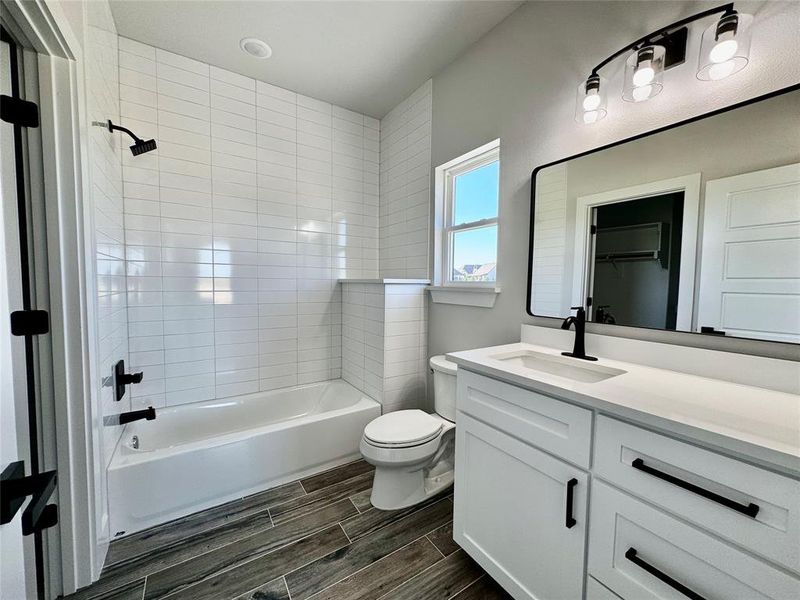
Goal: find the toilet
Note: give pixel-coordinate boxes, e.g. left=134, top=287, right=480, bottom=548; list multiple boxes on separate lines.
left=360, top=355, right=458, bottom=510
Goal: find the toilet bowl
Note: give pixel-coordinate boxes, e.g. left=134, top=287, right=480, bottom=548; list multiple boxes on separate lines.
left=360, top=355, right=458, bottom=510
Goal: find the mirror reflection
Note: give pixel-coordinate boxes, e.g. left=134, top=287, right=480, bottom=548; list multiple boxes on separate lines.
left=529, top=89, right=800, bottom=343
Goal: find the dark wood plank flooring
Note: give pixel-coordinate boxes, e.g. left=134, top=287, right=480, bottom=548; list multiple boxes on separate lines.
left=63, top=460, right=511, bottom=600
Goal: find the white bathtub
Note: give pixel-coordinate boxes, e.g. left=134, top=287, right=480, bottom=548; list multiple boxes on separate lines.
left=107, top=379, right=380, bottom=536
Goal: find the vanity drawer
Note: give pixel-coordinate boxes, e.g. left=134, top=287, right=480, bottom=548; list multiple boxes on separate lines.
left=589, top=481, right=800, bottom=600
left=594, top=415, right=800, bottom=573
left=457, top=370, right=592, bottom=468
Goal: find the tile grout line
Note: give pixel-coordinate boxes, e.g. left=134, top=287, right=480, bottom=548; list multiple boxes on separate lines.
left=440, top=574, right=486, bottom=600
left=348, top=496, right=362, bottom=514
left=283, top=575, right=294, bottom=600
left=446, top=574, right=486, bottom=600
left=425, top=533, right=447, bottom=559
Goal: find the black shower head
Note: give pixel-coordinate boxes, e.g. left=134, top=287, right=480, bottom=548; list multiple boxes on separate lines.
left=130, top=138, right=157, bottom=156
left=105, top=120, right=158, bottom=157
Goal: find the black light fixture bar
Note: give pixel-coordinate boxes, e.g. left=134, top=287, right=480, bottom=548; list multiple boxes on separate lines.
left=589, top=3, right=735, bottom=76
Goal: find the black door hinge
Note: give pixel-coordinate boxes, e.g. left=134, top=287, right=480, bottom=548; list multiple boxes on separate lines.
left=10, top=310, right=49, bottom=336
left=0, top=95, right=39, bottom=128
left=0, top=461, right=58, bottom=535
left=590, top=225, right=597, bottom=234
left=586, top=296, right=593, bottom=307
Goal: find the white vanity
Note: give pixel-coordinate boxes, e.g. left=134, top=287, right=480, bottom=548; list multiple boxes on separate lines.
left=447, top=326, right=800, bottom=600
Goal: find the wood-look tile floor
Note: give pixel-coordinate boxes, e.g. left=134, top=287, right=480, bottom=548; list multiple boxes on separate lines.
left=63, top=460, right=511, bottom=600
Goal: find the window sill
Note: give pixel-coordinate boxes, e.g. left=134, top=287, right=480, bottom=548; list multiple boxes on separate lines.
left=427, top=285, right=501, bottom=308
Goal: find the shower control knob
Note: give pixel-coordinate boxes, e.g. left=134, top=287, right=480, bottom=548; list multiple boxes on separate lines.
left=114, top=359, right=144, bottom=402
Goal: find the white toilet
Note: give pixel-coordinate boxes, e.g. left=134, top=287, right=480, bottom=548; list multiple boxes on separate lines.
left=360, top=355, right=458, bottom=510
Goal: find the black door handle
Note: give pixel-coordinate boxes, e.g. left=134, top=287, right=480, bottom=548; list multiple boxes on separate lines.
left=625, top=548, right=707, bottom=600
left=565, top=478, right=577, bottom=528
left=631, top=458, right=759, bottom=518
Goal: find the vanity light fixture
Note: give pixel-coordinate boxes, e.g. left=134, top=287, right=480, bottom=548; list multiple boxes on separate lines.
left=697, top=11, right=753, bottom=81
left=576, top=3, right=752, bottom=124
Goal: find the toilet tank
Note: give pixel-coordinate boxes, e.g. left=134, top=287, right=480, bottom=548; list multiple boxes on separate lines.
left=429, top=355, right=457, bottom=422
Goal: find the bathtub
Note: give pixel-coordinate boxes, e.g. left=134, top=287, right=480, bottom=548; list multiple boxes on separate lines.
left=107, top=379, right=380, bottom=536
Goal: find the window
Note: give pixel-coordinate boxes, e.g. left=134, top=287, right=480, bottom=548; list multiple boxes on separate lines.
left=438, top=140, right=500, bottom=286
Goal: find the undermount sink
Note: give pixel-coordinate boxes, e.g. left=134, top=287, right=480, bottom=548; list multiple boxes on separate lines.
left=490, top=349, right=626, bottom=383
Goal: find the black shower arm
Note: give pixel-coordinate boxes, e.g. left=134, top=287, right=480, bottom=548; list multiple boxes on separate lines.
left=107, top=119, right=143, bottom=143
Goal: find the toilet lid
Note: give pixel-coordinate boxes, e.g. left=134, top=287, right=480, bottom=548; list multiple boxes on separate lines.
left=364, top=410, right=443, bottom=447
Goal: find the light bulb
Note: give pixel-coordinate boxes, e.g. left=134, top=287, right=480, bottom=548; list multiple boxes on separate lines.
left=632, top=65, right=655, bottom=87
left=582, top=92, right=601, bottom=111
left=710, top=38, right=738, bottom=63
left=632, top=85, right=653, bottom=102
left=708, top=60, right=736, bottom=80
left=583, top=110, right=599, bottom=124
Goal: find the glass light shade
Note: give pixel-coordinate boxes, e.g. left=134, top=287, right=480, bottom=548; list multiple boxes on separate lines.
left=575, top=75, right=607, bottom=124
left=622, top=45, right=665, bottom=102
left=697, top=12, right=753, bottom=81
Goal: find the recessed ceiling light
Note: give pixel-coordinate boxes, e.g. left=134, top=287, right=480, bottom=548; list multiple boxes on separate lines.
left=240, top=37, right=272, bottom=59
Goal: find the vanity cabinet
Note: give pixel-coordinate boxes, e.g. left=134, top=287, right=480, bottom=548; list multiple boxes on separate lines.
left=454, top=413, right=588, bottom=600
left=453, top=370, right=800, bottom=600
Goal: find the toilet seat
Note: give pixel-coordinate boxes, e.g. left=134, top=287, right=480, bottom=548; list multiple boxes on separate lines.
left=363, top=410, right=444, bottom=448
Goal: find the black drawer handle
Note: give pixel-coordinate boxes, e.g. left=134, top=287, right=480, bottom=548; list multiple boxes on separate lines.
left=565, top=478, right=577, bottom=528
left=625, top=548, right=707, bottom=600
left=631, top=458, right=759, bottom=518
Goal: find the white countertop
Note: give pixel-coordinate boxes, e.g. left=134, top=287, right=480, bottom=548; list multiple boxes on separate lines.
left=447, top=342, right=800, bottom=475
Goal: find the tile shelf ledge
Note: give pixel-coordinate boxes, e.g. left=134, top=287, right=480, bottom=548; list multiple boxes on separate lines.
left=338, top=278, right=431, bottom=284
left=427, top=285, right=501, bottom=308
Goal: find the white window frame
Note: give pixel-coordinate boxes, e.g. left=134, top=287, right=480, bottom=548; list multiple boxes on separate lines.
left=434, top=139, right=500, bottom=288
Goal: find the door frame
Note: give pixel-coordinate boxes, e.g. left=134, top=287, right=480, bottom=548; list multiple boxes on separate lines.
left=572, top=173, right=701, bottom=331
left=3, top=0, right=103, bottom=594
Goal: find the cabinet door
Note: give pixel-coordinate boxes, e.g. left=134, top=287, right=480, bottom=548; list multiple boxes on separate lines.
left=454, top=412, right=588, bottom=600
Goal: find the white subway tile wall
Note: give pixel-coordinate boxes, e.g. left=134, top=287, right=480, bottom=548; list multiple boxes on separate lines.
left=119, top=38, right=380, bottom=406
left=531, top=163, right=567, bottom=316
left=342, top=282, right=427, bottom=412
left=379, top=80, right=433, bottom=279
left=86, top=7, right=128, bottom=463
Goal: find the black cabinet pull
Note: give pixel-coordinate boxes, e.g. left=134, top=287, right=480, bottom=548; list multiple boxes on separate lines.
left=631, top=458, right=759, bottom=518
left=625, top=548, right=707, bottom=600
left=565, top=478, right=577, bottom=528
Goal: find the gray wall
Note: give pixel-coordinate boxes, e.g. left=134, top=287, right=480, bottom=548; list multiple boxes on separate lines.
left=428, top=0, right=800, bottom=363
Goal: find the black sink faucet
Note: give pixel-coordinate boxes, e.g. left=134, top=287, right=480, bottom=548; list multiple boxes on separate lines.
left=560, top=306, right=597, bottom=361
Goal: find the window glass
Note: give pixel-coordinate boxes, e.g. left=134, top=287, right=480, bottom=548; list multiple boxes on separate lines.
left=450, top=225, right=498, bottom=282
left=453, top=161, right=499, bottom=225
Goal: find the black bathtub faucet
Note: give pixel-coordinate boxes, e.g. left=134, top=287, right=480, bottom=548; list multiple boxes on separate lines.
left=561, top=306, right=597, bottom=361
left=118, top=407, right=156, bottom=425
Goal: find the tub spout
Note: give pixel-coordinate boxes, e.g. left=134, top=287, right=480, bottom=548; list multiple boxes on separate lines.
left=118, top=407, right=156, bottom=425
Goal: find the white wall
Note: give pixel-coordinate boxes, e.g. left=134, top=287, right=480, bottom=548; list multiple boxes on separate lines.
left=117, top=38, right=380, bottom=407
left=428, top=0, right=800, bottom=361
left=379, top=80, right=432, bottom=279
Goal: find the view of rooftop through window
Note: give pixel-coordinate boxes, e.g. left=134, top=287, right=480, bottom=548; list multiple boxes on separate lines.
left=451, top=160, right=499, bottom=282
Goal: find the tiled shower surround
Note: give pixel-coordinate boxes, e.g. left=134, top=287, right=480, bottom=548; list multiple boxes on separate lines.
left=117, top=37, right=432, bottom=409
left=341, top=282, right=428, bottom=413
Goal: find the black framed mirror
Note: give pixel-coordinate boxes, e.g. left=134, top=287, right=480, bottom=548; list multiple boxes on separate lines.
left=527, top=84, right=800, bottom=344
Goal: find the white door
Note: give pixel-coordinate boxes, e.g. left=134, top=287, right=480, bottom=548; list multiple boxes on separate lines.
left=0, top=36, right=37, bottom=600
left=697, top=163, right=800, bottom=342
left=453, top=413, right=588, bottom=600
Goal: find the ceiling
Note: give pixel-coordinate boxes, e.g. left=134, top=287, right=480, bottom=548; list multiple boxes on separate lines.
left=109, top=0, right=524, bottom=118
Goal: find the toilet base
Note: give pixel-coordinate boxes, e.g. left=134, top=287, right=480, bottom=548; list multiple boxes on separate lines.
left=370, top=464, right=454, bottom=510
